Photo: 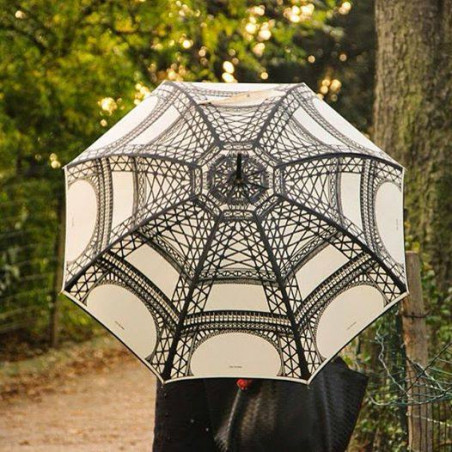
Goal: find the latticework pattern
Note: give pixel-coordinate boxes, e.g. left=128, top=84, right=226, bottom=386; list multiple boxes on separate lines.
left=62, top=82, right=408, bottom=384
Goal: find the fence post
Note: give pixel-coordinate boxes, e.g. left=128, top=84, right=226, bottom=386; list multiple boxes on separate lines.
left=49, top=198, right=65, bottom=348
left=401, top=251, right=432, bottom=451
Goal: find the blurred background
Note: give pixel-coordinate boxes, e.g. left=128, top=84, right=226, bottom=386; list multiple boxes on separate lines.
left=0, top=1, right=451, bottom=450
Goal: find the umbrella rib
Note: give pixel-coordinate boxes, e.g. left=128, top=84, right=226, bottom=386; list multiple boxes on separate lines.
left=161, top=213, right=224, bottom=381
left=252, top=212, right=311, bottom=380
left=252, top=84, right=302, bottom=147
left=167, top=81, right=223, bottom=147
left=277, top=193, right=406, bottom=292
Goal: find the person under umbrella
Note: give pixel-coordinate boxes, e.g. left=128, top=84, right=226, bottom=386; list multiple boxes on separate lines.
left=62, top=81, right=407, bottom=451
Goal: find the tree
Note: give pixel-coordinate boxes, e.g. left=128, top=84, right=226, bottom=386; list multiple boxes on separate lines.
left=374, top=0, right=452, bottom=291
left=3, top=0, right=370, bottom=343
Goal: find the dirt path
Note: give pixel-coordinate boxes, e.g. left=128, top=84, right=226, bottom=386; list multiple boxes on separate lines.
left=0, top=348, right=157, bottom=451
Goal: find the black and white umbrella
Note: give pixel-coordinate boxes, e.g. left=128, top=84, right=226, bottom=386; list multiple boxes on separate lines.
left=62, top=82, right=408, bottom=384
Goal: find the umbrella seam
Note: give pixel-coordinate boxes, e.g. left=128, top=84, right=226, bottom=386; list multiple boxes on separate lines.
left=253, top=211, right=311, bottom=380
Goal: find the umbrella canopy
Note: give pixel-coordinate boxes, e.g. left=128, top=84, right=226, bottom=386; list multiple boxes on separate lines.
left=62, top=82, right=408, bottom=384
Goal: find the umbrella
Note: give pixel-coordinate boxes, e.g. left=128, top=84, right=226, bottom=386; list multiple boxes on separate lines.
left=62, top=82, right=408, bottom=384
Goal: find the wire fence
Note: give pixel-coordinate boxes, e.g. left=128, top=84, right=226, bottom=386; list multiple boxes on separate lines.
left=357, top=306, right=452, bottom=451
left=0, top=177, right=62, bottom=341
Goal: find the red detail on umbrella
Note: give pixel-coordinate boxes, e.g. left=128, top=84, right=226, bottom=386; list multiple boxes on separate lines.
left=236, top=378, right=254, bottom=391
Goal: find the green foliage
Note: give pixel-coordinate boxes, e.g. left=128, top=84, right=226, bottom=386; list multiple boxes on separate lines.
left=0, top=0, right=138, bottom=343
left=352, top=402, right=408, bottom=452
left=348, top=219, right=452, bottom=450
left=405, top=220, right=452, bottom=349
left=348, top=306, right=409, bottom=451
left=1, top=0, right=373, bottom=343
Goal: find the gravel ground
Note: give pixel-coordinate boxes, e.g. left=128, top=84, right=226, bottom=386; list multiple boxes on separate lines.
left=0, top=344, right=157, bottom=451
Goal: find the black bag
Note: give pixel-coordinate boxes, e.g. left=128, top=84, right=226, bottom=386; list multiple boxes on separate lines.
left=204, top=357, right=368, bottom=452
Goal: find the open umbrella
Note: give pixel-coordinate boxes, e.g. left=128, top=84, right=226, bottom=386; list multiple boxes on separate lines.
left=62, top=82, right=408, bottom=384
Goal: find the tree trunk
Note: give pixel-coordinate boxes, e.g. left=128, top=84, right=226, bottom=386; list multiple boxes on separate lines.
left=374, top=0, right=452, bottom=291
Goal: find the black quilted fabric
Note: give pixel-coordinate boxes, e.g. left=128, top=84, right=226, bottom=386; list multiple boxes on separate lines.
left=153, top=379, right=216, bottom=451
left=205, top=357, right=368, bottom=452
left=153, top=357, right=368, bottom=452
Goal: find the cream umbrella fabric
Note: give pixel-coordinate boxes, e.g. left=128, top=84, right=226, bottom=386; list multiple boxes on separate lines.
left=62, top=81, right=408, bottom=384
